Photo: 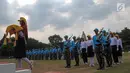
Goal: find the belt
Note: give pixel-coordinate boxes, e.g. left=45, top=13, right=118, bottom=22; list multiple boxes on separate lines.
left=96, top=44, right=101, bottom=46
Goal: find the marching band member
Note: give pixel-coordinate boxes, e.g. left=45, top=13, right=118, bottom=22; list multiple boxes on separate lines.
left=51, top=48, right=54, bottom=60
left=101, top=30, right=112, bottom=67
left=72, top=36, right=80, bottom=66
left=54, top=48, right=58, bottom=60
left=63, top=35, right=71, bottom=68
left=5, top=24, right=33, bottom=70
left=110, top=32, right=119, bottom=65
left=115, top=34, right=123, bottom=63
left=86, top=35, right=95, bottom=67
left=80, top=38, right=88, bottom=64
left=50, top=48, right=53, bottom=60
left=93, top=28, right=105, bottom=70
left=58, top=47, right=62, bottom=60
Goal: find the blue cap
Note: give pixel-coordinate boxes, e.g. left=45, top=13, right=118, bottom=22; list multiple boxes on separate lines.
left=94, top=28, right=99, bottom=31
left=64, top=35, right=68, bottom=38
left=102, top=30, right=106, bottom=33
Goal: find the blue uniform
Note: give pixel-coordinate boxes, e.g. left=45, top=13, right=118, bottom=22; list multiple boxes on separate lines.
left=53, top=48, right=57, bottom=60
left=101, top=35, right=112, bottom=67
left=63, top=40, right=71, bottom=67
left=93, top=34, right=105, bottom=69
left=93, top=35, right=101, bottom=49
left=58, top=48, right=62, bottom=52
left=41, top=49, right=44, bottom=60
left=63, top=40, right=71, bottom=52
left=50, top=49, right=53, bottom=60
left=45, top=49, right=49, bottom=60
left=58, top=48, right=62, bottom=60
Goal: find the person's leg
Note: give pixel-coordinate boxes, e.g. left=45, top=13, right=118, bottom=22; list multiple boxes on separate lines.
left=118, top=56, right=123, bottom=63
left=118, top=48, right=123, bottom=63
left=90, top=57, right=94, bottom=67
left=64, top=51, right=67, bottom=67
left=68, top=51, right=71, bottom=67
left=105, top=50, right=110, bottom=67
left=100, top=53, right=105, bottom=69
left=82, top=52, right=86, bottom=63
left=96, top=53, right=101, bottom=69
left=108, top=46, right=113, bottom=67
left=76, top=54, right=79, bottom=65
left=74, top=52, right=79, bottom=66
left=91, top=57, right=94, bottom=66
left=74, top=52, right=77, bottom=65
left=65, top=49, right=71, bottom=68
left=112, top=47, right=117, bottom=64
left=22, top=57, right=33, bottom=70
left=17, top=59, right=22, bottom=68
left=109, top=53, right=113, bottom=66
left=85, top=52, right=88, bottom=63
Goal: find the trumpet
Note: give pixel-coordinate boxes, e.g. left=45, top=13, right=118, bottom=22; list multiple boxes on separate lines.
left=106, top=29, right=111, bottom=40
left=97, top=27, right=104, bottom=40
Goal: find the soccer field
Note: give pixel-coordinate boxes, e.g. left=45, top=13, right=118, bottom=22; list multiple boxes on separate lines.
left=0, top=53, right=130, bottom=73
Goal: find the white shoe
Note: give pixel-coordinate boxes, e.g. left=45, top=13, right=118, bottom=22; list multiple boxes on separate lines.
left=92, top=64, right=95, bottom=67
left=89, top=64, right=95, bottom=67
left=116, top=63, right=120, bottom=65
left=113, top=63, right=116, bottom=65
left=85, top=62, right=88, bottom=65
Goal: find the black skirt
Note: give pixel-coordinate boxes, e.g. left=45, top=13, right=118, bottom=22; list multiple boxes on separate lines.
left=87, top=46, right=94, bottom=57
left=117, top=46, right=122, bottom=56
left=14, top=35, right=26, bottom=59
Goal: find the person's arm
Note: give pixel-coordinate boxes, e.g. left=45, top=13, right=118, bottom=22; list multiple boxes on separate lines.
left=91, top=40, right=94, bottom=49
left=92, top=36, right=96, bottom=49
left=1, top=34, right=6, bottom=43
left=120, top=39, right=123, bottom=50
left=19, top=31, right=27, bottom=45
left=85, top=41, right=88, bottom=52
left=19, top=31, right=24, bottom=38
left=115, top=37, right=119, bottom=51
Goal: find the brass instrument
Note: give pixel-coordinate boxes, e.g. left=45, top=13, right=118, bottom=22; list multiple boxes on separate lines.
left=106, top=29, right=111, bottom=40
left=97, top=27, right=104, bottom=41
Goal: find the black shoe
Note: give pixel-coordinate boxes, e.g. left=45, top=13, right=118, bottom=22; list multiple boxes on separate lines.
left=106, top=65, right=110, bottom=67
left=65, top=66, right=67, bottom=68
left=74, top=64, right=79, bottom=66
left=97, top=68, right=101, bottom=70
left=107, top=65, right=112, bottom=67
left=101, top=68, right=105, bottom=70
left=65, top=66, right=71, bottom=68
left=67, top=66, right=71, bottom=68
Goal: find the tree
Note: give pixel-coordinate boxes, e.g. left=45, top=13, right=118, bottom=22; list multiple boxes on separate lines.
left=119, top=27, right=130, bottom=45
left=117, top=27, right=130, bottom=51
left=48, top=34, right=63, bottom=48
left=27, top=38, right=49, bottom=49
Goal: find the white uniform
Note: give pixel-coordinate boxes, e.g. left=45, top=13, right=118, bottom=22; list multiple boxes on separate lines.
left=86, top=40, right=95, bottom=67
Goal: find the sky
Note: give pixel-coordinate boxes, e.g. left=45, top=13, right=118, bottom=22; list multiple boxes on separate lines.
left=0, top=0, right=130, bottom=43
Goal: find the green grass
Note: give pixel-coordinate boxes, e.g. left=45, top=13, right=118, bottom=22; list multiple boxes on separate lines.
left=0, top=53, right=130, bottom=73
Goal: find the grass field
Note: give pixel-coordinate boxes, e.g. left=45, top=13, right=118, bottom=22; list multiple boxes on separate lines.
left=0, top=53, right=130, bottom=73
